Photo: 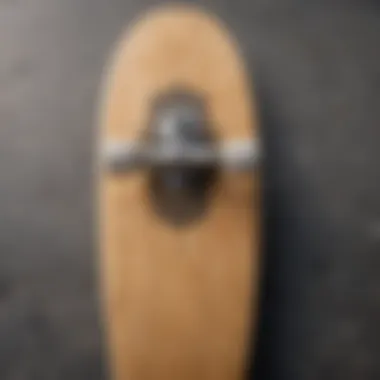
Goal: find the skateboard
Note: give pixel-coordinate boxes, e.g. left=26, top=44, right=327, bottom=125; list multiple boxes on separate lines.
left=98, top=5, right=261, bottom=380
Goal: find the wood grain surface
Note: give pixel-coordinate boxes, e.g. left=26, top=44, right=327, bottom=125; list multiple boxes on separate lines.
left=98, top=5, right=261, bottom=380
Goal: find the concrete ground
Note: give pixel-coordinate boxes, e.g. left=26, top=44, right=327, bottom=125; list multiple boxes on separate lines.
left=0, top=0, right=379, bottom=379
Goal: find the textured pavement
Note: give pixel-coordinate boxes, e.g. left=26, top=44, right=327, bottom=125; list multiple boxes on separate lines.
left=0, top=0, right=379, bottom=379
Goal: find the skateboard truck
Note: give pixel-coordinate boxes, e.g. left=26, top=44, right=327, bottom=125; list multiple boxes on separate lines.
left=103, top=93, right=261, bottom=173
left=102, top=92, right=260, bottom=224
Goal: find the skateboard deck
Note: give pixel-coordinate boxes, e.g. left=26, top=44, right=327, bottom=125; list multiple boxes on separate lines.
left=98, top=5, right=261, bottom=380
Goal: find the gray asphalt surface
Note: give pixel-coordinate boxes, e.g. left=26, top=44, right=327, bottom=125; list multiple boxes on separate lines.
left=0, top=0, right=379, bottom=379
